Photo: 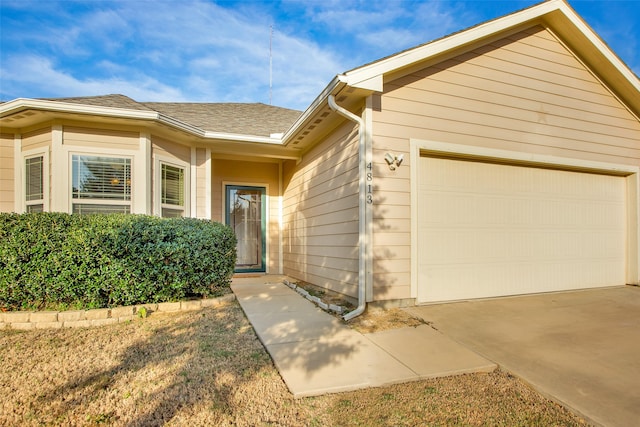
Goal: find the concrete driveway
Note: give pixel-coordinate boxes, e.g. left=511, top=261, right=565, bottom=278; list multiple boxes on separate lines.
left=406, top=286, right=640, bottom=427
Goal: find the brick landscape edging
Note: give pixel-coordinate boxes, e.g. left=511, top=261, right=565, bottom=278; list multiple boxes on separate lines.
left=283, top=279, right=346, bottom=315
left=0, top=294, right=236, bottom=330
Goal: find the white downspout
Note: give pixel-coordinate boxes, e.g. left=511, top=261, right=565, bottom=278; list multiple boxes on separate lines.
left=328, top=95, right=368, bottom=321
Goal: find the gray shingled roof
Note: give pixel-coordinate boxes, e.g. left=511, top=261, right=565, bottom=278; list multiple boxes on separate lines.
left=47, top=94, right=155, bottom=111
left=43, top=94, right=302, bottom=137
left=143, top=102, right=302, bottom=137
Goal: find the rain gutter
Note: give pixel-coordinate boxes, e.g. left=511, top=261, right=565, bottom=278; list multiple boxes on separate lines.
left=328, top=94, right=368, bottom=321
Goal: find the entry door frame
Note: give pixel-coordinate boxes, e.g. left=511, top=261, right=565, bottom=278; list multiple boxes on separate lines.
left=224, top=182, right=269, bottom=273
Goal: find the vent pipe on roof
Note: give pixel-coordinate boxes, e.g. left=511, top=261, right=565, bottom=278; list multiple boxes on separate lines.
left=328, top=94, right=368, bottom=321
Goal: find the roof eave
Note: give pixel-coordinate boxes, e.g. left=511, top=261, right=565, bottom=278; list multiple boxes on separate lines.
left=545, top=1, right=640, bottom=115
left=203, top=130, right=283, bottom=144
left=281, top=76, right=345, bottom=145
left=1, top=98, right=294, bottom=147
left=0, top=98, right=159, bottom=121
left=341, top=1, right=560, bottom=86
left=338, top=0, right=639, bottom=115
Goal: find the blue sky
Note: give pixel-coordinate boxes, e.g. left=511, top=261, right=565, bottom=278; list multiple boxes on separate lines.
left=1, top=0, right=638, bottom=111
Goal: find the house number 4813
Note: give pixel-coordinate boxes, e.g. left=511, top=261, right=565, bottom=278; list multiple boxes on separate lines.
left=366, top=162, right=373, bottom=204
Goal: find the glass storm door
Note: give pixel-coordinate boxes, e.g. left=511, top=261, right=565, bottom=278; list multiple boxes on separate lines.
left=225, top=185, right=266, bottom=272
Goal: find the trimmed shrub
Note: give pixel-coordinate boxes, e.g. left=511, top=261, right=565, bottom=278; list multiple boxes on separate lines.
left=0, top=213, right=237, bottom=311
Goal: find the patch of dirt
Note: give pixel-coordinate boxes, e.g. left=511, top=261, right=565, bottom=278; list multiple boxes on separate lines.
left=347, top=307, right=427, bottom=334
left=291, top=282, right=427, bottom=334
left=293, top=281, right=356, bottom=310
left=0, top=301, right=589, bottom=426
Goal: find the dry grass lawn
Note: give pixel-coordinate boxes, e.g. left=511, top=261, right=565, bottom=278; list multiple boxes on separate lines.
left=1, top=301, right=589, bottom=426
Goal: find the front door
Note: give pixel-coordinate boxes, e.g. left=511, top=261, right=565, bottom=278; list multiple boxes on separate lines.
left=225, top=185, right=266, bottom=272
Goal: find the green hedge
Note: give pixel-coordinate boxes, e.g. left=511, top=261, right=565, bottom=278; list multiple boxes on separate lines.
left=0, top=213, right=237, bottom=311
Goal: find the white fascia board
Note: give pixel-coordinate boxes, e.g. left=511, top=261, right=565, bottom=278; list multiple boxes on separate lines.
left=554, top=1, right=640, bottom=94
left=1, top=98, right=289, bottom=146
left=341, top=74, right=383, bottom=92
left=203, top=131, right=282, bottom=144
left=342, top=0, right=561, bottom=86
left=156, top=113, right=206, bottom=137
left=0, top=98, right=159, bottom=120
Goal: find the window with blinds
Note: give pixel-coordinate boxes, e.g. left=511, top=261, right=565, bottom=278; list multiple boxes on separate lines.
left=72, top=155, right=131, bottom=214
left=161, top=163, right=185, bottom=217
left=25, top=155, right=44, bottom=213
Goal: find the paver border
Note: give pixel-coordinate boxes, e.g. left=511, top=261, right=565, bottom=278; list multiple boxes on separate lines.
left=0, top=294, right=236, bottom=330
left=283, top=279, right=347, bottom=315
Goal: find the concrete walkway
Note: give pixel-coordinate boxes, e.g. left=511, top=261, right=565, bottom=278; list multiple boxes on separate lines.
left=231, top=276, right=495, bottom=398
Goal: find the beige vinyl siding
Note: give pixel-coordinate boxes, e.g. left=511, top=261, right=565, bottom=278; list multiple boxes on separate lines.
left=64, top=126, right=138, bottom=149
left=282, top=122, right=360, bottom=298
left=372, top=25, right=640, bottom=301
left=212, top=159, right=280, bottom=272
left=21, top=127, right=51, bottom=151
left=372, top=169, right=412, bottom=300
left=0, top=133, right=15, bottom=212
left=151, top=136, right=191, bottom=163
left=378, top=26, right=640, bottom=163
left=195, top=148, right=207, bottom=218
left=370, top=145, right=412, bottom=300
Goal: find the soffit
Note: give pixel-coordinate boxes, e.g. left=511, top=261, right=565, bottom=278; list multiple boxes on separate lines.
left=282, top=84, right=370, bottom=153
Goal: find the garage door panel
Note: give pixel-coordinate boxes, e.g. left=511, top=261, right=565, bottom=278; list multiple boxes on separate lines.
left=423, top=228, right=623, bottom=264
left=422, top=259, right=625, bottom=302
left=418, top=156, right=627, bottom=303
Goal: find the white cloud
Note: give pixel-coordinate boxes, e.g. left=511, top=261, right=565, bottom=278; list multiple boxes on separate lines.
left=310, top=7, right=405, bottom=31
left=1, top=55, right=186, bottom=102
left=1, top=0, right=338, bottom=109
left=1, top=0, right=471, bottom=109
left=3, top=0, right=637, bottom=111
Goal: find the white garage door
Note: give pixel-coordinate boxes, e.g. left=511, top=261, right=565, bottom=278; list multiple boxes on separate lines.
left=418, top=156, right=627, bottom=303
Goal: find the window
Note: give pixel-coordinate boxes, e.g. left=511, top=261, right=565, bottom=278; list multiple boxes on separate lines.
left=160, top=163, right=185, bottom=217
left=25, top=155, right=44, bottom=213
left=72, top=155, right=131, bottom=214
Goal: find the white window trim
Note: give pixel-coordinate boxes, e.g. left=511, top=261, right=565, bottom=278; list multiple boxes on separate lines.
left=22, top=148, right=49, bottom=213
left=154, top=155, right=190, bottom=217
left=68, top=150, right=135, bottom=214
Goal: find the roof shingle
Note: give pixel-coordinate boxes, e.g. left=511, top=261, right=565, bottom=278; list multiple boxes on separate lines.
left=142, top=102, right=301, bottom=137
left=45, top=94, right=155, bottom=111
left=40, top=94, right=302, bottom=137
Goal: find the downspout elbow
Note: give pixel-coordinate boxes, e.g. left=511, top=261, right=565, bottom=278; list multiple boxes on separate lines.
left=328, top=95, right=367, bottom=321
left=328, top=95, right=363, bottom=126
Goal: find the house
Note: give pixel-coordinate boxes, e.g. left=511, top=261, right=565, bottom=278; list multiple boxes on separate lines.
left=1, top=0, right=639, bottom=318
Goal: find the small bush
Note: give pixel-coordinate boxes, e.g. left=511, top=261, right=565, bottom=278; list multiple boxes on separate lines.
left=0, top=213, right=237, bottom=311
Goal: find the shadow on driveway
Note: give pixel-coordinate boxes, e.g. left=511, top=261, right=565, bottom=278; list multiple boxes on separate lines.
left=406, top=286, right=640, bottom=427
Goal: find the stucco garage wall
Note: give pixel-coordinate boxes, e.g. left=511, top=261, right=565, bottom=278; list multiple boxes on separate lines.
left=372, top=25, right=640, bottom=301
left=282, top=122, right=360, bottom=298
left=211, top=159, right=281, bottom=273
